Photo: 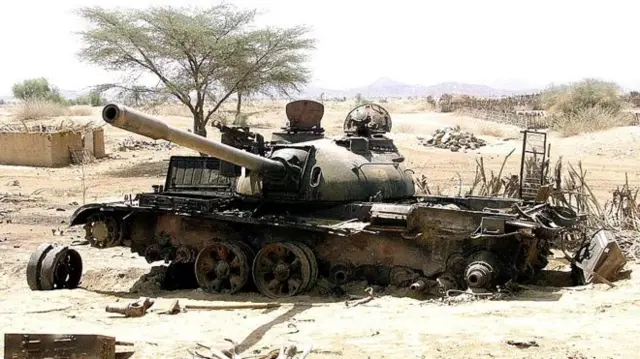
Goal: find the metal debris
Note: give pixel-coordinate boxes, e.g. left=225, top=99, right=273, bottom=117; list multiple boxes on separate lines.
left=105, top=297, right=155, bottom=318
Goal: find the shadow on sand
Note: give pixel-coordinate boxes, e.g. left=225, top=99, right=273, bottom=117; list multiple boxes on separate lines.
left=80, top=263, right=579, bottom=305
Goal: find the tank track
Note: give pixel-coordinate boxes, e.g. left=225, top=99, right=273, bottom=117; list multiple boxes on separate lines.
left=29, top=213, right=550, bottom=299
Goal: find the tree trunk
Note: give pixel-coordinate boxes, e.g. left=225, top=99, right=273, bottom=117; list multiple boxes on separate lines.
left=193, top=113, right=208, bottom=157
left=234, top=92, right=242, bottom=125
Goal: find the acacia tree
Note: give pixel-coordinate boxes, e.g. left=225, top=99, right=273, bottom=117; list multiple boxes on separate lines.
left=76, top=5, right=315, bottom=138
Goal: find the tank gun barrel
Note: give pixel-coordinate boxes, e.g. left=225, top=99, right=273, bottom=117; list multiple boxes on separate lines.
left=102, top=104, right=284, bottom=173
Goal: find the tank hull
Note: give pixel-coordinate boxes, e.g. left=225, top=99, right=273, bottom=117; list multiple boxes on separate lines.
left=66, top=193, right=568, bottom=298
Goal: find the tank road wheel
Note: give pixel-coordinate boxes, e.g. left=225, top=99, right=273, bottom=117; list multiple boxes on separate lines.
left=252, top=242, right=312, bottom=299
left=39, top=246, right=83, bottom=290
left=26, top=243, right=55, bottom=290
left=292, top=242, right=318, bottom=292
left=84, top=213, right=120, bottom=248
left=194, top=241, right=252, bottom=294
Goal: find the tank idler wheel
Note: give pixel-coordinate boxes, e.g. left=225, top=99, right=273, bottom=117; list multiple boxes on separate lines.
left=85, top=213, right=120, bottom=248
left=252, top=242, right=312, bottom=299
left=39, top=245, right=83, bottom=290
left=291, top=242, right=318, bottom=292
left=194, top=241, right=252, bottom=294
left=26, top=243, right=55, bottom=290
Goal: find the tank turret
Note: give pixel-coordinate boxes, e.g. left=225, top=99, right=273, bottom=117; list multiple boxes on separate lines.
left=102, top=102, right=415, bottom=203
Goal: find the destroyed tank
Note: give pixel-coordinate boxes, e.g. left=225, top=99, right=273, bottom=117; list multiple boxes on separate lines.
left=26, top=100, right=584, bottom=299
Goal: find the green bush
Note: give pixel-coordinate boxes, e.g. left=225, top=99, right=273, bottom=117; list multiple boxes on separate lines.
left=541, top=79, right=632, bottom=136
left=12, top=78, right=67, bottom=104
left=541, top=79, right=624, bottom=115
left=72, top=91, right=106, bottom=107
left=550, top=105, right=635, bottom=137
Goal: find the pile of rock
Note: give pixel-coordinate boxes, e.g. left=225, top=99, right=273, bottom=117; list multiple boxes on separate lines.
left=418, top=125, right=487, bottom=152
left=117, top=137, right=176, bottom=152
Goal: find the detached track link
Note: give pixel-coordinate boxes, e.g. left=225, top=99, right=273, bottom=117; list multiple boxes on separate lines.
left=26, top=243, right=55, bottom=290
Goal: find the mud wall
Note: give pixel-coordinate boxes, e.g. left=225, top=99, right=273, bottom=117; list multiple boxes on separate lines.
left=0, top=129, right=106, bottom=167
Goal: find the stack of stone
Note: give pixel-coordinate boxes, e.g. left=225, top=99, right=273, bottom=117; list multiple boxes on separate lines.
left=417, top=125, right=487, bottom=152
left=117, top=137, right=176, bottom=152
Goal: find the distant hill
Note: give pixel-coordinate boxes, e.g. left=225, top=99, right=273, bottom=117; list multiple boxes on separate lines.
left=0, top=78, right=540, bottom=103
left=300, top=77, right=539, bottom=99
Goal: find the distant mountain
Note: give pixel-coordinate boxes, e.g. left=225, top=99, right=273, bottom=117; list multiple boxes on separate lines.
left=0, top=78, right=540, bottom=103
left=300, top=78, right=539, bottom=99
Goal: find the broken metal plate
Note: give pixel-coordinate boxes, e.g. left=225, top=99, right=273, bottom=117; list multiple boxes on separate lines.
left=4, top=333, right=117, bottom=359
left=575, top=229, right=627, bottom=284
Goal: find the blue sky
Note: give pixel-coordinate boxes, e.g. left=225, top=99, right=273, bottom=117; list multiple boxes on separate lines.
left=0, top=0, right=638, bottom=95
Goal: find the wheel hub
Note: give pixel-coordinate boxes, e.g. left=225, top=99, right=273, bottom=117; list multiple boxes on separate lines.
left=215, top=261, right=231, bottom=278
left=274, top=263, right=290, bottom=281
left=92, top=222, right=109, bottom=242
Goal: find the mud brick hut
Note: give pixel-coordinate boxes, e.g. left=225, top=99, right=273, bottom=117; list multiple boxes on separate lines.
left=0, top=123, right=106, bottom=167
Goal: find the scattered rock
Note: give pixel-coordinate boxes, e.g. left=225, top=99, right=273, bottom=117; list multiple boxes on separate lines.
left=418, top=125, right=487, bottom=152
left=117, top=137, right=175, bottom=152
left=506, top=339, right=539, bottom=349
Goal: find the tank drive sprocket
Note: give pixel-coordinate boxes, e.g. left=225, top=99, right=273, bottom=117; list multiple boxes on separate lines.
left=252, top=242, right=313, bottom=299
left=84, top=213, right=120, bottom=248
left=194, top=241, right=254, bottom=294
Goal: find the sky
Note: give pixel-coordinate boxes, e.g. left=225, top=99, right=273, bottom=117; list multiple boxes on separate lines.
left=0, top=0, right=639, bottom=96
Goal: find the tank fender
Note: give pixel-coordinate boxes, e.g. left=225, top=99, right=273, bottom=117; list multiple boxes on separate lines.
left=68, top=204, right=107, bottom=227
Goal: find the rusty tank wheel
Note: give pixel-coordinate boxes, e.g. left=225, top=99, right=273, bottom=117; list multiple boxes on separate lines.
left=39, top=246, right=83, bottom=290
left=26, top=243, right=55, bottom=290
left=252, top=242, right=312, bottom=299
left=292, top=242, right=318, bottom=292
left=85, top=213, right=119, bottom=248
left=194, top=241, right=252, bottom=294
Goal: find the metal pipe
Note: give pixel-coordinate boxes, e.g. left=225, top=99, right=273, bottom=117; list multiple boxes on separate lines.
left=409, top=280, right=426, bottom=292
left=101, top=104, right=285, bottom=173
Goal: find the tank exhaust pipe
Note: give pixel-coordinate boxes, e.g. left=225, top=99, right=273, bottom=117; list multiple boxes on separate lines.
left=409, top=280, right=426, bottom=292
left=101, top=103, right=285, bottom=174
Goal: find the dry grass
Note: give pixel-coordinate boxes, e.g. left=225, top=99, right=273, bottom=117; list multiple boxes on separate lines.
left=477, top=123, right=505, bottom=137
left=11, top=100, right=68, bottom=120
left=67, top=106, right=93, bottom=116
left=550, top=106, right=636, bottom=137
left=384, top=100, right=435, bottom=114
left=392, top=123, right=415, bottom=133
left=10, top=100, right=94, bottom=121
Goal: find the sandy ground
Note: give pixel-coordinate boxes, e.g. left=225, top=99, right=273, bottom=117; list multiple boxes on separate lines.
left=1, top=102, right=639, bottom=358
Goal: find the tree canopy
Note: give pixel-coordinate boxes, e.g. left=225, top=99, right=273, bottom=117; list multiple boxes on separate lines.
left=12, top=77, right=65, bottom=103
left=76, top=4, right=315, bottom=136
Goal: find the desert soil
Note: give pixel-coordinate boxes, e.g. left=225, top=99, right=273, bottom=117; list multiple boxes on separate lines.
left=1, top=104, right=639, bottom=358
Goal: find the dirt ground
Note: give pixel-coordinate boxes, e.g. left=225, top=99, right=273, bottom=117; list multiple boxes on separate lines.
left=1, top=101, right=639, bottom=358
